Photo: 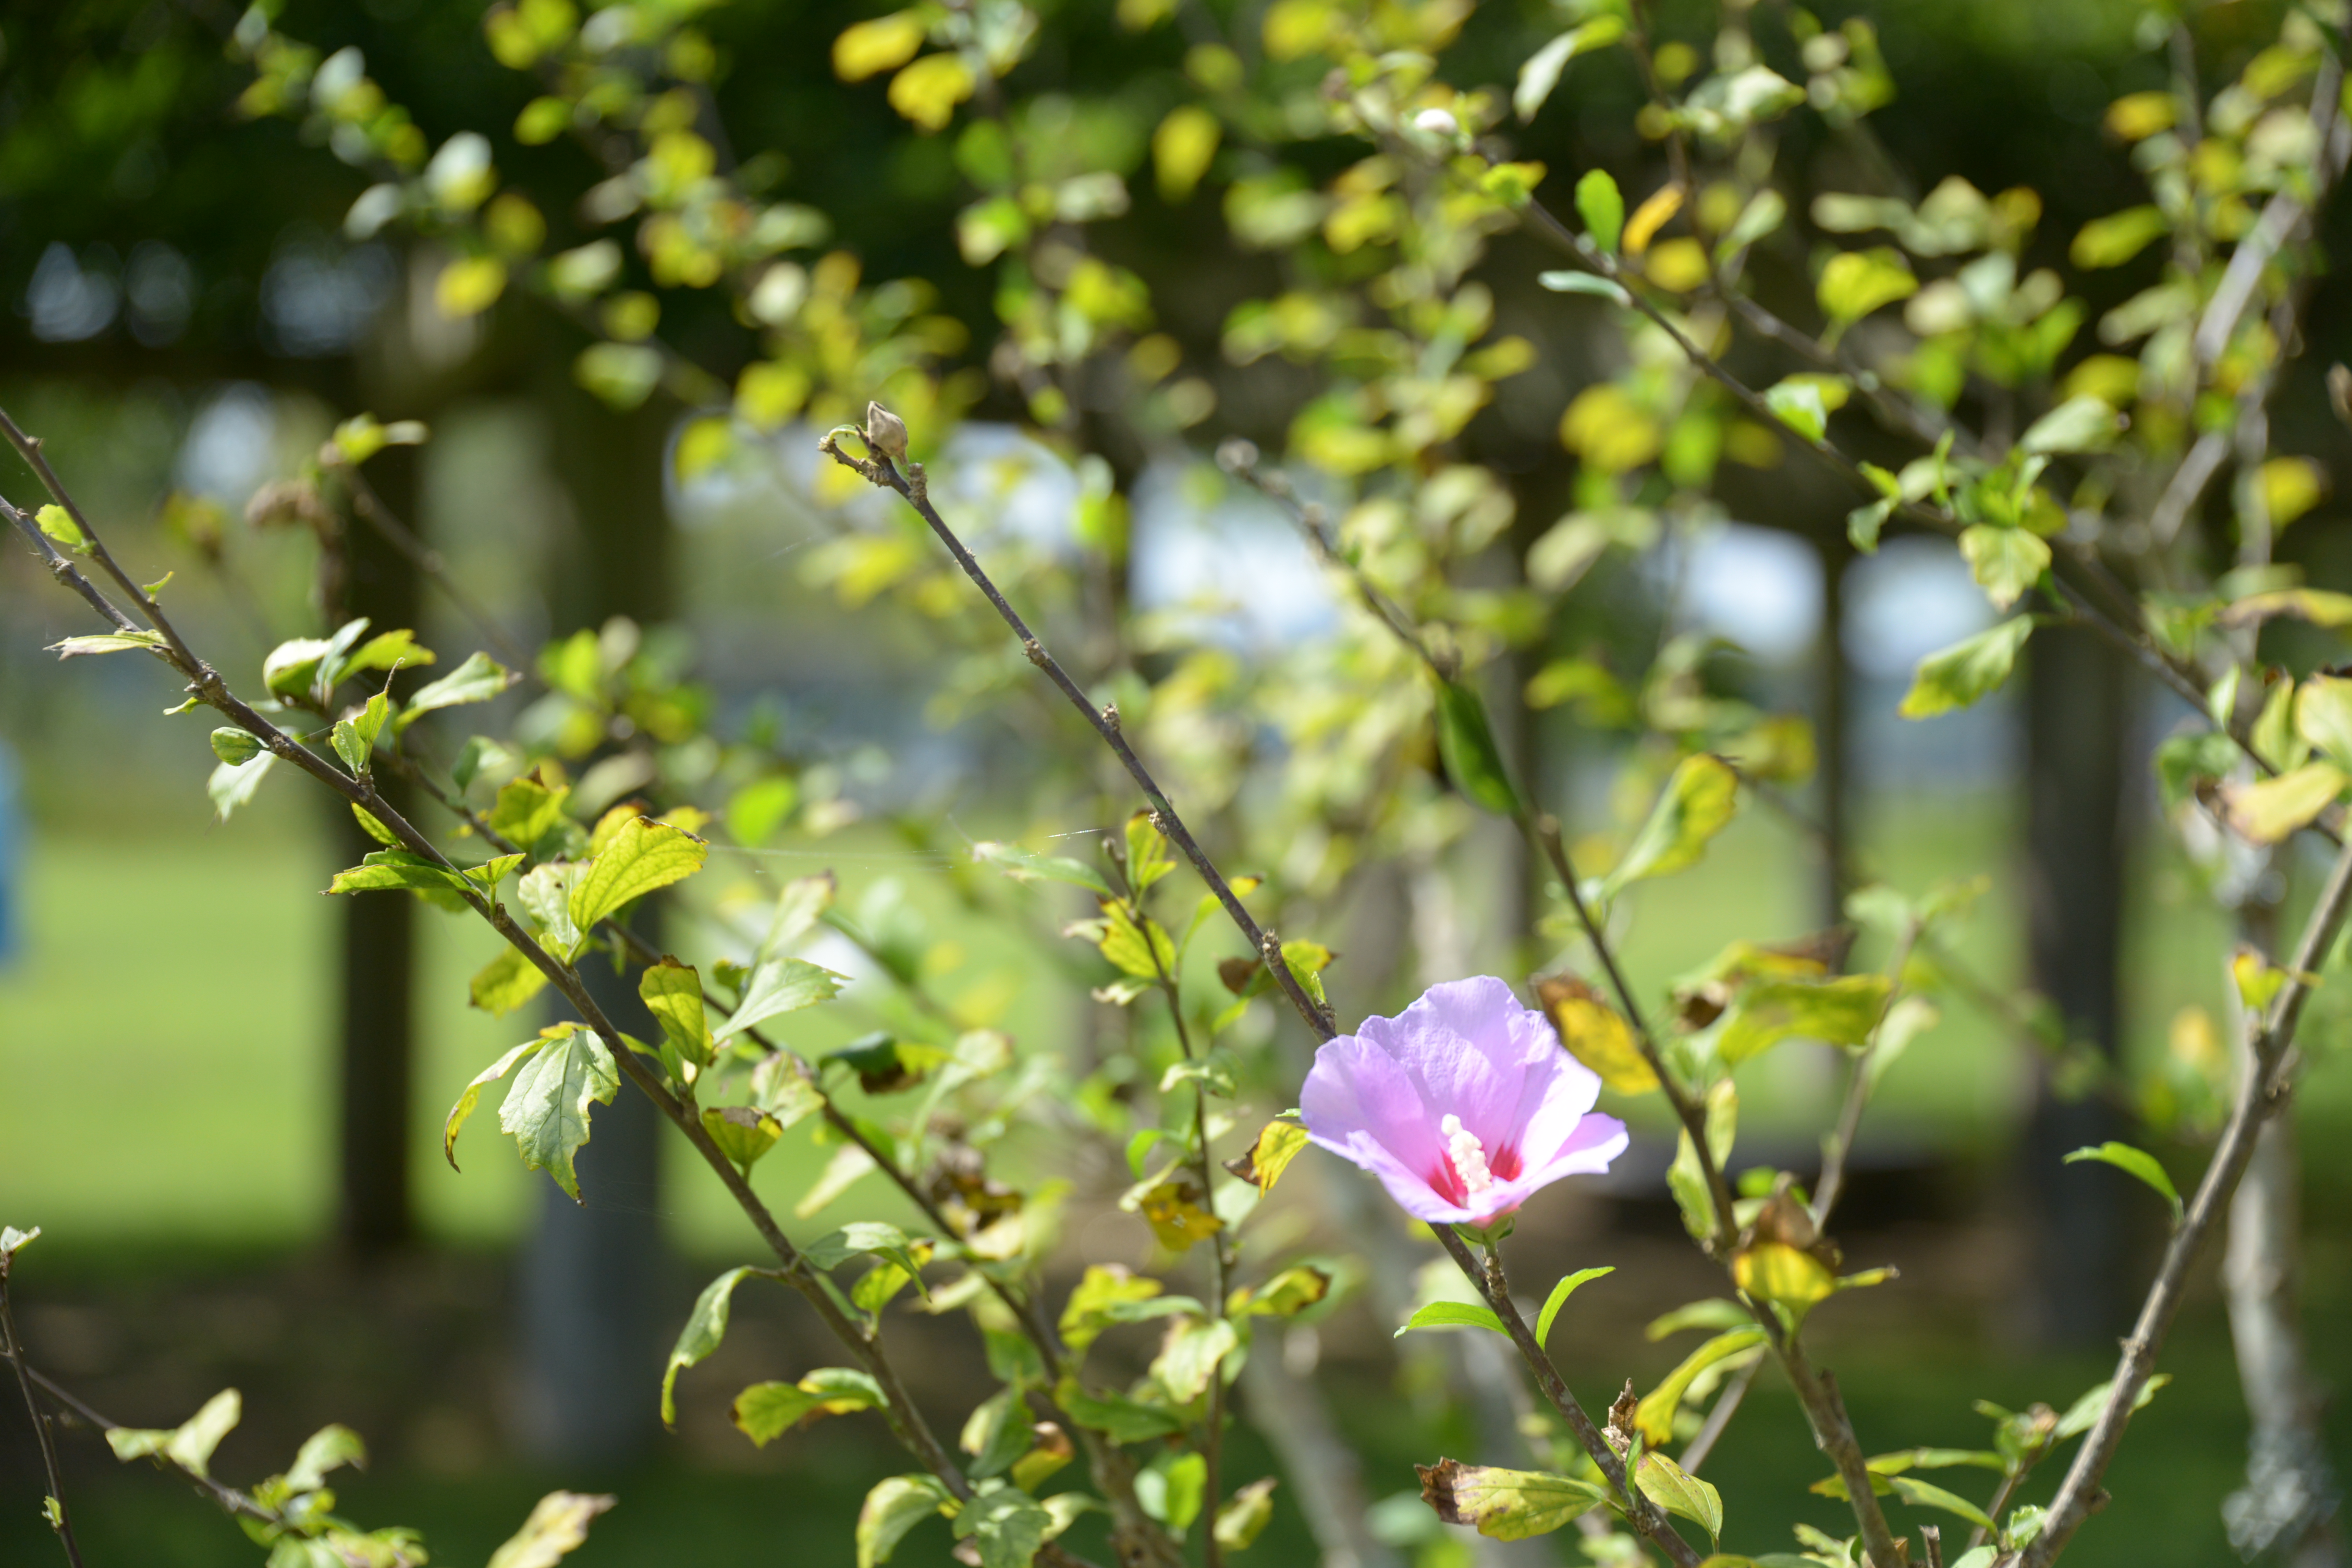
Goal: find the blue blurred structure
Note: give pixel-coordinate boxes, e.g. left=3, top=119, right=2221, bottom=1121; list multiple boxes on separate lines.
left=0, top=737, right=19, bottom=966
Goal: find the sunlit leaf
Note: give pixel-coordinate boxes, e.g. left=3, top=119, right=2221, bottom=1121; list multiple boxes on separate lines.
left=1604, top=754, right=1739, bottom=894
left=2063, top=1142, right=2182, bottom=1220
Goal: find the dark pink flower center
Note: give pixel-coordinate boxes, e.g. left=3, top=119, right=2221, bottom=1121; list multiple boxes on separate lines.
left=1427, top=1141, right=1522, bottom=1206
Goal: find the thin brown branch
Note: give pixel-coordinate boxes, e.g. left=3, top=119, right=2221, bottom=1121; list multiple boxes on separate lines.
left=2, top=1259, right=84, bottom=1565
left=324, top=454, right=534, bottom=671
left=28, top=1365, right=275, bottom=1525
left=1430, top=1227, right=1704, bottom=1567
left=821, top=424, right=1336, bottom=1045
left=2023, top=825, right=2352, bottom=1566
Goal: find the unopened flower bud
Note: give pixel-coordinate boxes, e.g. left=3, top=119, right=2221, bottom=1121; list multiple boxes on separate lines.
left=865, top=401, right=909, bottom=463
left=1413, top=107, right=1460, bottom=137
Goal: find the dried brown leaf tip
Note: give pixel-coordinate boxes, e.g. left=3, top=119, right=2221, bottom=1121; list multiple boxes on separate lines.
left=1417, top=1457, right=1469, bottom=1525
left=1606, top=1378, right=1639, bottom=1452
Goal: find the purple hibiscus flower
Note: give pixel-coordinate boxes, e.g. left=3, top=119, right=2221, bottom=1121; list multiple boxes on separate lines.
left=1299, top=976, right=1628, bottom=1227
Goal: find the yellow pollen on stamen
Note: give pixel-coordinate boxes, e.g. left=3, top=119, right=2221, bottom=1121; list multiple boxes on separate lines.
left=1440, top=1113, right=1494, bottom=1195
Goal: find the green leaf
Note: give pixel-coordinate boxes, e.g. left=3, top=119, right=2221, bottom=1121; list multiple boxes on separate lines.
left=1215, top=1478, right=1280, bottom=1551
left=1637, top=1451, right=1724, bottom=1545
left=962, top=1385, right=1032, bottom=1478
left=1605, top=753, right=1740, bottom=895
left=1715, top=975, right=1892, bottom=1066
left=1434, top=676, right=1523, bottom=817
left=1636, top=1327, right=1768, bottom=1444
left=518, top=862, right=586, bottom=959
left=1535, top=1267, right=1615, bottom=1351
left=1514, top=17, right=1627, bottom=121
left=569, top=814, right=707, bottom=932
left=1848, top=497, right=1895, bottom=554
left=2064, top=1142, right=2183, bottom=1220
left=952, top=1488, right=1052, bottom=1568
left=487, top=775, right=571, bottom=851
left=0, top=1225, right=38, bottom=1260
left=331, top=691, right=392, bottom=775
left=663, top=1267, right=759, bottom=1427
left=2053, top=1372, right=2170, bottom=1440
left=2296, top=675, right=2352, bottom=768
left=1097, top=901, right=1179, bottom=981
left=327, top=848, right=467, bottom=897
left=397, top=651, right=516, bottom=730
left=1647, top=1299, right=1755, bottom=1341
left=485, top=1490, right=615, bottom=1568
left=444, top=1037, right=543, bottom=1170
left=209, top=728, right=262, bottom=766
left=2070, top=205, right=2169, bottom=269
left=50, top=630, right=166, bottom=658
left=973, top=839, right=1115, bottom=897
left=207, top=752, right=276, bottom=823
left=1059, top=1265, right=1191, bottom=1353
left=805, top=1221, right=933, bottom=1291
left=35, top=503, right=87, bottom=551
left=1152, top=1316, right=1240, bottom=1402
left=1958, top=524, right=2052, bottom=614
left=1054, top=1375, right=1189, bottom=1442
left=1886, top=1475, right=1996, bottom=1533
left=1125, top=810, right=1175, bottom=891
left=1900, top=618, right=2035, bottom=719
left=1235, top=1264, right=1332, bottom=1318
left=703, top=1105, right=783, bottom=1167
left=640, top=958, right=713, bottom=1064
left=1733, top=1241, right=1837, bottom=1316
left=758, top=874, right=837, bottom=962
left=716, top=957, right=845, bottom=1040
left=1764, top=378, right=1829, bottom=443
left=858, top=1474, right=956, bottom=1567
left=469, top=946, right=549, bottom=1016
left=1394, top=1300, right=1508, bottom=1339
left=732, top=1369, right=884, bottom=1445
left=1146, top=1451, right=1208, bottom=1532
left=1818, top=248, right=1917, bottom=325
left=2019, top=396, right=2124, bottom=456
left=1668, top=1128, right=1718, bottom=1242
left=1537, top=270, right=1632, bottom=306
left=1423, top=1461, right=1610, bottom=1540
left=283, top=1424, right=366, bottom=1492
left=501, top=1024, right=620, bottom=1202
left=344, top=628, right=433, bottom=677
left=106, top=1388, right=241, bottom=1477
left=1576, top=169, right=1625, bottom=254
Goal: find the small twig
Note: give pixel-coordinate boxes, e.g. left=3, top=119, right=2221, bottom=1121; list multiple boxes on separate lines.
left=2, top=1258, right=84, bottom=1565
left=1675, top=1355, right=1758, bottom=1475
left=28, top=1365, right=275, bottom=1525
left=1430, top=1227, right=1704, bottom=1567
left=2024, top=825, right=2352, bottom=1566
left=1812, top=921, right=1922, bottom=1227
left=821, top=421, right=1336, bottom=1044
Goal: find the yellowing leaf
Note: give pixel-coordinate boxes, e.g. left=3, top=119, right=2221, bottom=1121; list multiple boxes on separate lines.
left=486, top=1492, right=616, bottom=1568
left=1153, top=105, right=1221, bottom=202
left=1622, top=183, right=1684, bottom=255
left=2222, top=762, right=2348, bottom=844
left=1559, top=384, right=1661, bottom=473
left=2260, top=458, right=2326, bottom=530
left=1604, top=753, right=1740, bottom=895
left=501, top=1025, right=620, bottom=1201
left=470, top=945, right=551, bottom=1016
left=1732, top=1240, right=1836, bottom=1314
left=887, top=53, right=974, bottom=133
left=835, top=11, right=926, bottom=80
left=662, top=1266, right=758, bottom=1427
left=435, top=255, right=507, bottom=319
left=1817, top=247, right=1917, bottom=324
left=732, top=1369, right=884, bottom=1444
left=1138, top=1180, right=1223, bottom=1252
left=2105, top=90, right=2175, bottom=141
left=1225, top=1119, right=1310, bottom=1192
left=1635, top=1326, right=1767, bottom=1444
left=1536, top=975, right=1657, bottom=1093
left=2071, top=205, right=2169, bottom=269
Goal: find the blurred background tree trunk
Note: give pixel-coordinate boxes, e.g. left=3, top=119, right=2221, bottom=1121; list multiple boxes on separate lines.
left=2018, top=621, right=2130, bottom=1346
left=518, top=369, right=675, bottom=1465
